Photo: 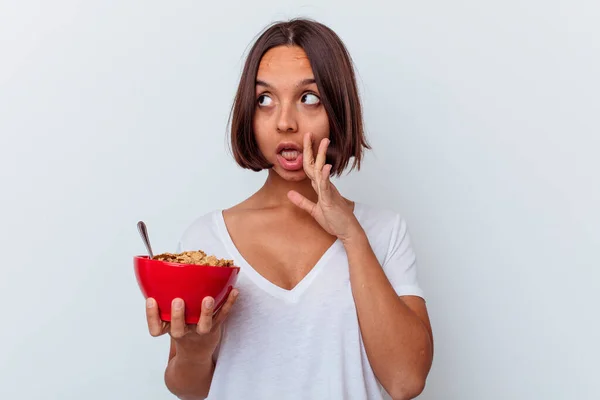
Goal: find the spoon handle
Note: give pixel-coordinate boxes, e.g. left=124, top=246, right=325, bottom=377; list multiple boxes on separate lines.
left=137, top=221, right=154, bottom=259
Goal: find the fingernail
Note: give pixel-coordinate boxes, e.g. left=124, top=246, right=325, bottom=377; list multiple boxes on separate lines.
left=173, top=299, right=183, bottom=310
left=232, top=290, right=239, bottom=298
left=146, top=298, right=154, bottom=308
left=204, top=298, right=214, bottom=309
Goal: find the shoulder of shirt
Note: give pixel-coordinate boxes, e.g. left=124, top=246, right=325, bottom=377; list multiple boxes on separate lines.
left=177, top=209, right=222, bottom=247
left=355, top=202, right=412, bottom=259
left=356, top=202, right=406, bottom=228
left=355, top=202, right=412, bottom=246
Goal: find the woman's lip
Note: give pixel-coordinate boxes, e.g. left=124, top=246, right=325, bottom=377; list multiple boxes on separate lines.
left=276, top=153, right=304, bottom=171
left=276, top=142, right=303, bottom=153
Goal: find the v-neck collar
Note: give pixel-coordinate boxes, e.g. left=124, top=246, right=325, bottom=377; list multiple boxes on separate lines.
left=214, top=203, right=362, bottom=302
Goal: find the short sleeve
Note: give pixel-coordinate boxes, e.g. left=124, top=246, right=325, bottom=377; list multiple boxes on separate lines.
left=381, top=214, right=425, bottom=299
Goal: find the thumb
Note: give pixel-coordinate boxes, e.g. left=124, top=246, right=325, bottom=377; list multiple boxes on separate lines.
left=287, top=190, right=316, bottom=215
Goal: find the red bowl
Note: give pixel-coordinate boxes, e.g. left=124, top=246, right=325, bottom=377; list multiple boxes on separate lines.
left=134, top=255, right=240, bottom=324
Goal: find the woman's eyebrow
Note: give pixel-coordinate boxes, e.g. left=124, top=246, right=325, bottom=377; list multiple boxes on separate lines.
left=255, top=78, right=316, bottom=89
left=296, top=78, right=316, bottom=87
left=256, top=79, right=272, bottom=89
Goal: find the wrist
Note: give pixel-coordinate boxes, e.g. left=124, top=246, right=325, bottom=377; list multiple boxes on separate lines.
left=340, top=220, right=368, bottom=247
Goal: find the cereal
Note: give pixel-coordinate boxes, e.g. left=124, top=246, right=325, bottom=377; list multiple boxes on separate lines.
left=153, top=250, right=234, bottom=267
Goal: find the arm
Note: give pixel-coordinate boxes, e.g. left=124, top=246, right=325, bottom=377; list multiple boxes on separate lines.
left=287, top=134, right=433, bottom=399
left=145, top=291, right=239, bottom=400
left=164, top=338, right=215, bottom=400
left=343, top=223, right=433, bottom=400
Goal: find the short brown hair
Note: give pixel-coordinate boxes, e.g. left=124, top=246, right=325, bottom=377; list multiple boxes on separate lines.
left=228, top=18, right=371, bottom=176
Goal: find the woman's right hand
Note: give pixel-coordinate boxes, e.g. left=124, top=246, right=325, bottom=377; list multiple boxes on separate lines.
left=145, top=289, right=239, bottom=357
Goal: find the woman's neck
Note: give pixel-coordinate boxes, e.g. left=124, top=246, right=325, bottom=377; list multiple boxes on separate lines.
left=253, top=170, right=318, bottom=209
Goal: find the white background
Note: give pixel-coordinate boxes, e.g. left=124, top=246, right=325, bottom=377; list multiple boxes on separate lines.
left=1, top=1, right=598, bottom=399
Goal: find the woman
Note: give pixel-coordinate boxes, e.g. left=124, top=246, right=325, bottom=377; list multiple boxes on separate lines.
left=145, top=18, right=434, bottom=400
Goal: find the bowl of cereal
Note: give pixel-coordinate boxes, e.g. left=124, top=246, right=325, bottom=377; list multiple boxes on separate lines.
left=134, top=250, right=240, bottom=324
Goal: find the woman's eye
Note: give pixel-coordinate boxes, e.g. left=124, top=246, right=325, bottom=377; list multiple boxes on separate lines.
left=257, top=94, right=273, bottom=106
left=301, top=93, right=320, bottom=105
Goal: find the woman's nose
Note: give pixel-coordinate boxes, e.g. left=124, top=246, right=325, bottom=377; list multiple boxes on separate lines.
left=276, top=102, right=298, bottom=133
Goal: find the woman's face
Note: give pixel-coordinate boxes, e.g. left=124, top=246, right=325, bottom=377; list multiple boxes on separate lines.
left=253, top=45, right=330, bottom=182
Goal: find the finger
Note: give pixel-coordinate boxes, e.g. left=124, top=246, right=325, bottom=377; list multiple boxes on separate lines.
left=315, top=138, right=329, bottom=174
left=303, top=132, right=315, bottom=179
left=169, top=298, right=187, bottom=339
left=321, top=164, right=332, bottom=192
left=196, top=297, right=215, bottom=335
left=213, top=289, right=239, bottom=326
left=287, top=190, right=317, bottom=215
left=146, top=298, right=164, bottom=337
left=313, top=139, right=330, bottom=193
left=318, top=164, right=335, bottom=206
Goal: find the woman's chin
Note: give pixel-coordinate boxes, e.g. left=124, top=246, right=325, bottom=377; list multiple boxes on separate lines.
left=269, top=166, right=308, bottom=182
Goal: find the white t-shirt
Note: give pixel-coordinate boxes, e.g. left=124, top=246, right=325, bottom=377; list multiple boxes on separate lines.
left=177, top=202, right=425, bottom=400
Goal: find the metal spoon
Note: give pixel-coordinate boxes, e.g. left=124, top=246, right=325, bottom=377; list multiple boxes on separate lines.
left=137, top=221, right=154, bottom=259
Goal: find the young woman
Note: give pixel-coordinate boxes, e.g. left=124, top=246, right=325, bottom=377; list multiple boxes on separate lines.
left=145, top=18, right=434, bottom=400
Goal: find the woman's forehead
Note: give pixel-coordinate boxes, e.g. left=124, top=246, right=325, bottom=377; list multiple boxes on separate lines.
left=257, top=45, right=314, bottom=84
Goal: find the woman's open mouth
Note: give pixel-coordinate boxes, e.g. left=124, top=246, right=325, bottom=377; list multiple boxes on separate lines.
left=276, top=144, right=304, bottom=171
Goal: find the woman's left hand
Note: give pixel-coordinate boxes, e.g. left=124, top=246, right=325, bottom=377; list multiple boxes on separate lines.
left=287, top=132, right=362, bottom=242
